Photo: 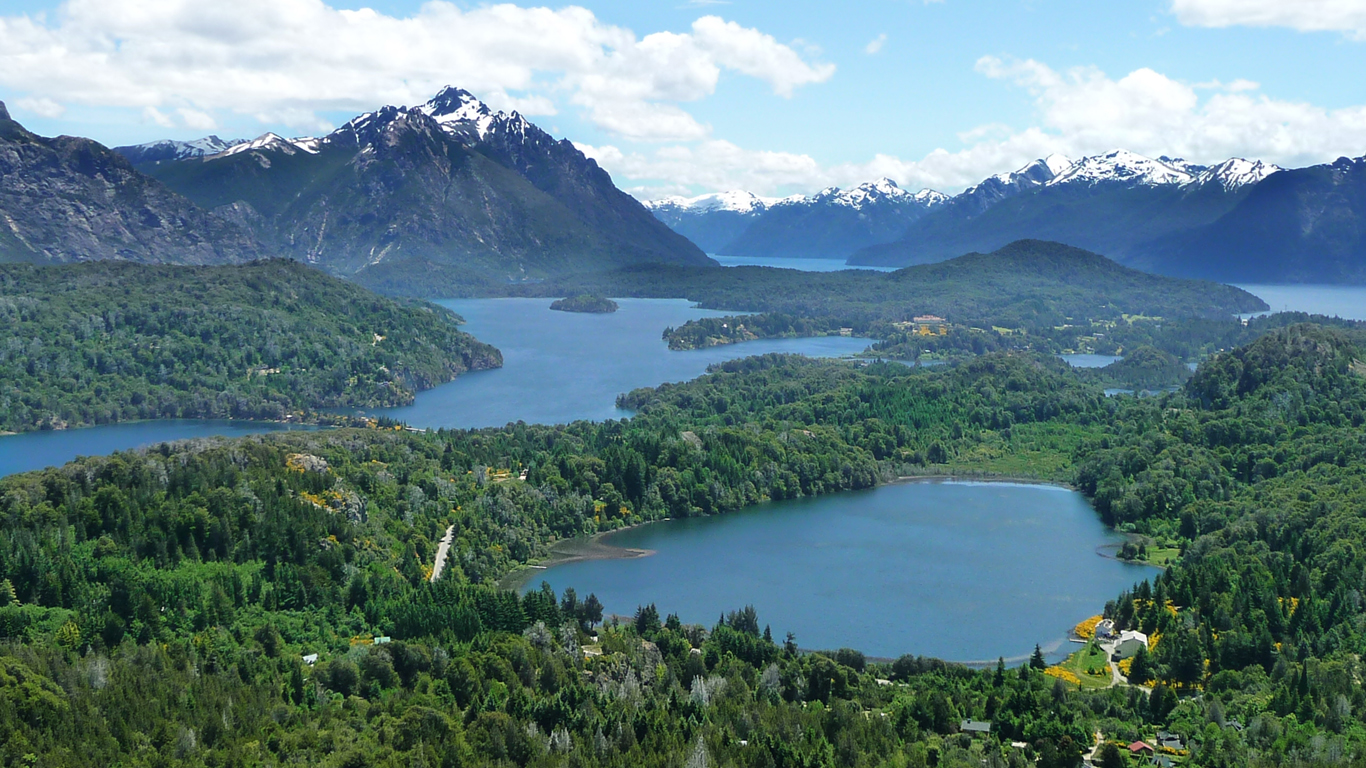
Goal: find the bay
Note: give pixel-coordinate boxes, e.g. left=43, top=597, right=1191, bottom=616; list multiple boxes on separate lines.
left=367, top=298, right=872, bottom=429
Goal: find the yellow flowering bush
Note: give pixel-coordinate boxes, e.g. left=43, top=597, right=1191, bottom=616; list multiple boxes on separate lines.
left=1044, top=666, right=1081, bottom=685
left=1074, top=615, right=1103, bottom=639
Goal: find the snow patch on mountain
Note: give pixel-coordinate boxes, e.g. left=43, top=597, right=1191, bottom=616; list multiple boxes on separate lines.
left=1048, top=150, right=1195, bottom=187
left=213, top=132, right=319, bottom=158
left=419, top=86, right=533, bottom=141
left=129, top=136, right=243, bottom=160
left=1192, top=158, right=1282, bottom=191
left=645, top=190, right=779, bottom=214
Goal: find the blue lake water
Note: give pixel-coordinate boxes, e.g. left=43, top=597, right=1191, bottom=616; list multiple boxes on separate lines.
left=367, top=298, right=871, bottom=429
left=530, top=480, right=1157, bottom=663
left=0, top=420, right=317, bottom=478
left=1237, top=284, right=1366, bottom=321
left=0, top=299, right=869, bottom=476
left=1059, top=353, right=1122, bottom=368
left=712, top=255, right=897, bottom=272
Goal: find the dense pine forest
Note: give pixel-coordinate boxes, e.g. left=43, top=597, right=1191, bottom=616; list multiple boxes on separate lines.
left=1, top=322, right=1365, bottom=766
left=0, top=260, right=501, bottom=432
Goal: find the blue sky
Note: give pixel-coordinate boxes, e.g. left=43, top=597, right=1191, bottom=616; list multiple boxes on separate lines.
left=2, top=0, right=1364, bottom=196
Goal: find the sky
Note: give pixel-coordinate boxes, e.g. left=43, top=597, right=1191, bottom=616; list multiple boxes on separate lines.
left=2, top=0, right=1365, bottom=198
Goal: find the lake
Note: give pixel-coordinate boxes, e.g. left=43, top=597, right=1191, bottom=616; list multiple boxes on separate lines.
left=1237, top=284, right=1366, bottom=321
left=712, top=255, right=898, bottom=272
left=1059, top=353, right=1122, bottom=368
left=528, top=480, right=1157, bottom=663
left=366, top=298, right=871, bottom=429
left=0, top=420, right=318, bottom=478
left=0, top=299, right=869, bottom=476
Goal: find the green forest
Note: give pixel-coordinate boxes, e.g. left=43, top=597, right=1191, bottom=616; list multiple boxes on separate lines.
left=0, top=260, right=501, bottom=432
left=2, top=322, right=1366, bottom=766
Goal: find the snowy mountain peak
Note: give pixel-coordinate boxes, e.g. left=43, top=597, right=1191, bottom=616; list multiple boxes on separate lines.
left=1042, top=154, right=1074, bottom=176
left=1193, top=158, right=1282, bottom=191
left=212, top=132, right=319, bottom=158
left=419, top=85, right=530, bottom=140
left=1048, top=150, right=1195, bottom=187
left=644, top=190, right=778, bottom=214
left=132, top=136, right=242, bottom=159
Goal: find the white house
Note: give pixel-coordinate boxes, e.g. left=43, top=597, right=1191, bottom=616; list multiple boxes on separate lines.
left=1116, top=630, right=1149, bottom=659
left=1094, top=619, right=1116, bottom=639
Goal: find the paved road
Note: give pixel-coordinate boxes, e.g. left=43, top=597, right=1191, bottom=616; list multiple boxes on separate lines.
left=430, top=525, right=456, bottom=582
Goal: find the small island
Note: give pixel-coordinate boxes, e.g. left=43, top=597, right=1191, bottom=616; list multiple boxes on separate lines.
left=550, top=294, right=619, bottom=313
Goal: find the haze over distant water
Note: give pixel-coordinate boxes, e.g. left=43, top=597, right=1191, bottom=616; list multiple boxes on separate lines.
left=532, top=481, right=1159, bottom=662
left=1237, top=285, right=1366, bottom=322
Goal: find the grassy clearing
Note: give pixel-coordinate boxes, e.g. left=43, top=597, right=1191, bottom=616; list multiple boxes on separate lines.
left=1058, top=642, right=1114, bottom=690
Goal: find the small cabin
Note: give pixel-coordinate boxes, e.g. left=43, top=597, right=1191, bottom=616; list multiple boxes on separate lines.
left=960, top=719, right=992, bottom=737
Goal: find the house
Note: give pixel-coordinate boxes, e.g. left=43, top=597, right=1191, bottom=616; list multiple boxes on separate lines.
left=1156, top=732, right=1185, bottom=750
left=1150, top=755, right=1175, bottom=768
left=1128, top=741, right=1154, bottom=755
left=1115, top=630, right=1149, bottom=659
left=302, top=653, right=319, bottom=666
left=373, top=636, right=391, bottom=645
left=1094, top=619, right=1116, bottom=640
left=1225, top=719, right=1244, bottom=732
left=960, top=720, right=992, bottom=736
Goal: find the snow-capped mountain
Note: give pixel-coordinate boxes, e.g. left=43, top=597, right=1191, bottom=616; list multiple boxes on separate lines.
left=1191, top=158, right=1282, bottom=191
left=213, top=133, right=320, bottom=158
left=1047, top=150, right=1197, bottom=187
left=953, top=154, right=1073, bottom=215
left=114, top=135, right=245, bottom=165
left=645, top=190, right=782, bottom=216
left=127, top=86, right=709, bottom=289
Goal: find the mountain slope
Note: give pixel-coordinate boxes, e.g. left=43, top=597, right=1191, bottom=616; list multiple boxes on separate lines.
left=1137, top=155, right=1366, bottom=283
left=143, top=88, right=711, bottom=292
left=0, top=102, right=264, bottom=265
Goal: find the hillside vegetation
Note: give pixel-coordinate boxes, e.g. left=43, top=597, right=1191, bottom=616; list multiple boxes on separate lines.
left=1, top=324, right=1365, bottom=765
left=0, top=260, right=500, bottom=431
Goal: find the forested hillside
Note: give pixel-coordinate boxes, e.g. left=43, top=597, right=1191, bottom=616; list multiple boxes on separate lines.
left=0, top=260, right=500, bottom=432
left=2, top=324, right=1365, bottom=765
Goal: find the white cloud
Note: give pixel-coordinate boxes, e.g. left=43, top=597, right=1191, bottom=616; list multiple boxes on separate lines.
left=142, top=106, right=174, bottom=128
left=1172, top=0, right=1366, bottom=39
left=15, top=96, right=64, bottom=118
left=0, top=0, right=832, bottom=142
left=864, top=34, right=887, bottom=55
left=177, top=107, right=216, bottom=131
left=593, top=56, right=1366, bottom=198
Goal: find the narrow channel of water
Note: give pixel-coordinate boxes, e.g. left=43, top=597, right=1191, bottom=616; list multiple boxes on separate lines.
left=529, top=480, right=1158, bottom=663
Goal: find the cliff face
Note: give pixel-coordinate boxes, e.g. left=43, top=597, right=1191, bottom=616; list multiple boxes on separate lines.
left=0, top=102, right=265, bottom=265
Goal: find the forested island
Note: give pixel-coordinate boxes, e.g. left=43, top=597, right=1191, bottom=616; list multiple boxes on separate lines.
left=549, top=295, right=619, bottom=313
left=0, top=260, right=501, bottom=432
left=2, top=322, right=1365, bottom=765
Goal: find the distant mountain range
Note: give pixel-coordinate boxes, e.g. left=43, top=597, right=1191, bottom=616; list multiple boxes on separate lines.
left=645, top=179, right=947, bottom=259
left=0, top=89, right=710, bottom=290
left=645, top=149, right=1366, bottom=283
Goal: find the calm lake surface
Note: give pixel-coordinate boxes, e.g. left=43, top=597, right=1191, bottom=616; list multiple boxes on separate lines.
left=1238, top=284, right=1366, bottom=321
left=530, top=480, right=1157, bottom=663
left=0, top=299, right=869, bottom=476
left=368, top=298, right=871, bottom=429
left=0, top=420, right=317, bottom=478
